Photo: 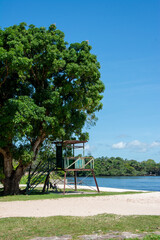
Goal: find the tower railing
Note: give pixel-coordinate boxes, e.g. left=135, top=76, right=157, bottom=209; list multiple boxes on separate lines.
left=64, top=157, right=94, bottom=170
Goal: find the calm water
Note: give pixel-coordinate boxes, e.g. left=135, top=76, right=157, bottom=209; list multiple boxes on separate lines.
left=67, top=176, right=160, bottom=191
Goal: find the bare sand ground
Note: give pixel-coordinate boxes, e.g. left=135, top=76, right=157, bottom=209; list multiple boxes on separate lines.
left=0, top=191, right=160, bottom=218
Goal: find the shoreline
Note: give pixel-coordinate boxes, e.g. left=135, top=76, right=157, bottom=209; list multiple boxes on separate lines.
left=0, top=183, right=148, bottom=192
left=0, top=183, right=153, bottom=193
left=57, top=184, right=148, bottom=192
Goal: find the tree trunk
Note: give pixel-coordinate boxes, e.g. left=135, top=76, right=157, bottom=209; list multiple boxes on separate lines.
left=1, top=148, right=25, bottom=195
left=3, top=166, right=24, bottom=195
left=4, top=176, right=20, bottom=195
left=1, top=134, right=45, bottom=195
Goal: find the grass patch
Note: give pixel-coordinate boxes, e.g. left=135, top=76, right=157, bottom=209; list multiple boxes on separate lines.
left=0, top=187, right=143, bottom=202
left=0, top=214, right=160, bottom=240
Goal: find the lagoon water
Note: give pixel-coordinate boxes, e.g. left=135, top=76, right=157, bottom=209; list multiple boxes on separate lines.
left=67, top=176, right=160, bottom=191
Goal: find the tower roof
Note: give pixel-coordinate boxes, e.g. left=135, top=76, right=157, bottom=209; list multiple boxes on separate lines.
left=53, top=140, right=87, bottom=148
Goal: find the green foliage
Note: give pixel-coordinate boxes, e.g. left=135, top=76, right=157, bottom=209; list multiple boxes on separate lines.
left=94, top=157, right=160, bottom=176
left=0, top=23, right=104, bottom=169
left=19, top=175, right=28, bottom=184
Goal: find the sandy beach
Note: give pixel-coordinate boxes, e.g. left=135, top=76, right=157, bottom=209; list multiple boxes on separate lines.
left=0, top=190, right=160, bottom=218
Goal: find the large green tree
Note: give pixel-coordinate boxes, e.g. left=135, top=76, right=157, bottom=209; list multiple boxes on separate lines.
left=0, top=23, right=104, bottom=195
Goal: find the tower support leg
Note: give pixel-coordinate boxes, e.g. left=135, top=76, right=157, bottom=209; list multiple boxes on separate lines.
left=63, top=171, right=66, bottom=195
left=42, top=173, right=50, bottom=193
left=91, top=170, right=100, bottom=192
left=74, top=171, right=77, bottom=191
left=26, top=165, right=31, bottom=194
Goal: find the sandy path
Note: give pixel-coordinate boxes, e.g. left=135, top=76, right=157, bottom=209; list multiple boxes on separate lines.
left=0, top=192, right=160, bottom=218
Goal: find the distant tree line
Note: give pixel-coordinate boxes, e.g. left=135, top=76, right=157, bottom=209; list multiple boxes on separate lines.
left=93, top=157, right=160, bottom=176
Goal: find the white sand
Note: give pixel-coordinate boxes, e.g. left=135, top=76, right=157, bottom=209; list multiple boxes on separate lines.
left=0, top=191, right=160, bottom=218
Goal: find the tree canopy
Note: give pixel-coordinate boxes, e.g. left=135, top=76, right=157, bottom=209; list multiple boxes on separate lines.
left=94, top=157, right=160, bottom=176
left=0, top=23, right=104, bottom=194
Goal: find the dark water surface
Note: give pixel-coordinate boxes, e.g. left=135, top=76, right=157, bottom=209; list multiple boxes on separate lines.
left=67, top=176, right=160, bottom=191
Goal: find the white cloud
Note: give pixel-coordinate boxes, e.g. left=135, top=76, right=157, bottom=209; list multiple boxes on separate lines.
left=85, top=144, right=90, bottom=150
left=128, top=140, right=142, bottom=147
left=112, top=140, right=160, bottom=152
left=128, top=140, right=147, bottom=152
left=85, top=144, right=97, bottom=155
left=112, top=141, right=126, bottom=149
left=150, top=141, right=160, bottom=148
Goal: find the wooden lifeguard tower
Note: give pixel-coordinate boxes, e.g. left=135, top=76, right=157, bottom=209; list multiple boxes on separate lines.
left=26, top=140, right=99, bottom=194
left=54, top=140, right=99, bottom=194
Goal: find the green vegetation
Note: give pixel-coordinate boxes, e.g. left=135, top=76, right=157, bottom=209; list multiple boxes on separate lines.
left=0, top=214, right=160, bottom=240
left=0, top=188, right=142, bottom=202
left=0, top=23, right=104, bottom=195
left=94, top=157, right=160, bottom=176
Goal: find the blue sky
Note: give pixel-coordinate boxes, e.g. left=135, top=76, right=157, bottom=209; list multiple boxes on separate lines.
left=0, top=0, right=160, bottom=162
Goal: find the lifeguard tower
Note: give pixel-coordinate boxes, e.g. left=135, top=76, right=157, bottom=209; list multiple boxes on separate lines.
left=54, top=140, right=99, bottom=193
left=26, top=140, right=99, bottom=194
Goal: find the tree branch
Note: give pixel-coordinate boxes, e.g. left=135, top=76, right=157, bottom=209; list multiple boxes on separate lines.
left=0, top=148, right=6, bottom=156
left=32, top=132, right=46, bottom=160
left=31, top=67, right=39, bottom=85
